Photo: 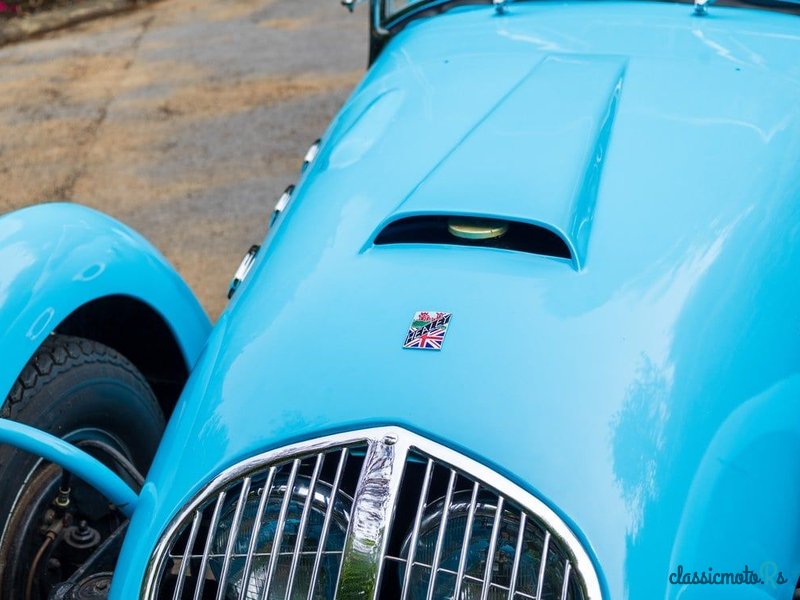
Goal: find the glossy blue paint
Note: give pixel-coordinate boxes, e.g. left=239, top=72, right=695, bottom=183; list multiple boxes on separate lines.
left=381, top=54, right=626, bottom=269
left=113, top=2, right=800, bottom=599
left=0, top=202, right=211, bottom=402
left=0, top=418, right=138, bottom=517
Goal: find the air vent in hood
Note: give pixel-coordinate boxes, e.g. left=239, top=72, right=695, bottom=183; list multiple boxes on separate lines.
left=376, top=55, right=626, bottom=271
left=374, top=215, right=572, bottom=261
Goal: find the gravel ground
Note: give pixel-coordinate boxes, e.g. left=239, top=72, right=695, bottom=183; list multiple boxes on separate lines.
left=0, top=0, right=367, bottom=318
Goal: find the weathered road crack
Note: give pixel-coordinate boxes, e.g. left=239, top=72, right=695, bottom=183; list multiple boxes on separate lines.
left=0, top=0, right=364, bottom=318
left=52, top=14, right=154, bottom=200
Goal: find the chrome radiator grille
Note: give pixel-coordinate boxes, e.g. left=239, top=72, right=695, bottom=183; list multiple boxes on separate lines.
left=143, top=428, right=602, bottom=600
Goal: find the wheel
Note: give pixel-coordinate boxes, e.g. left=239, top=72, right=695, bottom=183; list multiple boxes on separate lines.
left=0, top=334, right=165, bottom=600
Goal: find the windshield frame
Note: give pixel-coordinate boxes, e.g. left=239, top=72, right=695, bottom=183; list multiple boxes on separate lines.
left=369, top=0, right=489, bottom=59
left=369, top=0, right=800, bottom=61
left=378, top=0, right=482, bottom=30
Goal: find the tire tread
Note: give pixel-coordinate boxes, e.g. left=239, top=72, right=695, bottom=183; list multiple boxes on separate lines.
left=2, top=335, right=147, bottom=419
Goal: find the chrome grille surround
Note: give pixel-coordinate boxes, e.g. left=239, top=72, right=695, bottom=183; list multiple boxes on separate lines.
left=142, top=427, right=603, bottom=600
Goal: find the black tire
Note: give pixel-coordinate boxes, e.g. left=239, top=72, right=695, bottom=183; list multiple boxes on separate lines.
left=0, top=334, right=165, bottom=599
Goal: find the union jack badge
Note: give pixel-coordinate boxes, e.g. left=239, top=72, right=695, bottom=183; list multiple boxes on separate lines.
left=403, top=311, right=452, bottom=351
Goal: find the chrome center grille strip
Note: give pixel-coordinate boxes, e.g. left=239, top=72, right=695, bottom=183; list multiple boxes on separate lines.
left=335, top=434, right=408, bottom=599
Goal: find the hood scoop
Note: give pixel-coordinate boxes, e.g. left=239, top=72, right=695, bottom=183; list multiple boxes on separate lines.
left=376, top=54, right=626, bottom=269
left=375, top=215, right=572, bottom=260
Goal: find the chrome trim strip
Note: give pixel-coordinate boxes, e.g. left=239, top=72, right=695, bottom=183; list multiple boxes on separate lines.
left=273, top=185, right=294, bottom=216
left=427, top=468, right=456, bottom=600
left=216, top=478, right=251, bottom=600
left=480, top=496, right=505, bottom=600
left=694, top=0, right=714, bottom=16
left=400, top=458, right=433, bottom=600
left=141, top=426, right=603, bottom=600
left=301, top=139, right=321, bottom=172
left=261, top=459, right=300, bottom=599
left=270, top=185, right=295, bottom=227
left=192, top=491, right=226, bottom=600
left=228, top=245, right=260, bottom=299
left=335, top=435, right=408, bottom=599
left=308, top=449, right=348, bottom=600
left=238, top=467, right=276, bottom=600
left=373, top=0, right=388, bottom=35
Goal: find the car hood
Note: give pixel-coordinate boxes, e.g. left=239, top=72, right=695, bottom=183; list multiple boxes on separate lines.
left=115, top=3, right=800, bottom=599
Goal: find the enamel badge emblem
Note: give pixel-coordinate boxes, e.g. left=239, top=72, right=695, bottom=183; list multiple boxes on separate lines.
left=403, top=311, right=451, bottom=351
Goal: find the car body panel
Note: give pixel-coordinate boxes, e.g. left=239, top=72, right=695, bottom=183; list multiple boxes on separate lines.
left=0, top=203, right=211, bottom=401
left=113, top=2, right=800, bottom=598
left=387, top=53, right=626, bottom=268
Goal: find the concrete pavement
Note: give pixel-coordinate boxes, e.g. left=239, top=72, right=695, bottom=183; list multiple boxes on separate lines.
left=0, top=0, right=367, bottom=318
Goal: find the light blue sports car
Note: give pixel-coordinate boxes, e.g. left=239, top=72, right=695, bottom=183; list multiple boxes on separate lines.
left=1, top=0, right=799, bottom=598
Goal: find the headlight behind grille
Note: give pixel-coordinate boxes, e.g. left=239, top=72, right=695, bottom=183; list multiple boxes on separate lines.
left=150, top=448, right=357, bottom=599
left=397, top=491, right=574, bottom=599
left=210, top=475, right=351, bottom=599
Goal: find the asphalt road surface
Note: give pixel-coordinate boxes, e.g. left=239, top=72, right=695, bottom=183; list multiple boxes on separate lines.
left=0, top=0, right=367, bottom=318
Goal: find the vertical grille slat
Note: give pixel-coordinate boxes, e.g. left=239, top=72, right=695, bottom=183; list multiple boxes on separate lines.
left=507, top=512, right=527, bottom=600
left=308, top=448, right=349, bottom=600
left=172, top=510, right=202, bottom=600
left=561, top=561, right=573, bottom=600
left=260, top=458, right=300, bottom=599
left=425, top=468, right=456, bottom=600
left=237, top=467, right=276, bottom=600
left=216, top=477, right=252, bottom=600
left=400, top=458, right=434, bottom=600
left=453, top=480, right=480, bottom=599
left=192, top=491, right=227, bottom=600
left=536, top=531, right=551, bottom=600
left=480, top=496, right=505, bottom=600
left=146, top=429, right=599, bottom=600
left=285, top=454, right=324, bottom=599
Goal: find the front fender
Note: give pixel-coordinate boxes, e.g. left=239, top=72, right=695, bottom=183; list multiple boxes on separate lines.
left=0, top=202, right=211, bottom=400
left=667, top=376, right=800, bottom=599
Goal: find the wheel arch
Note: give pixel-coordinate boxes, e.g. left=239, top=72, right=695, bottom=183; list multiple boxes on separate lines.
left=56, top=295, right=189, bottom=417
left=0, top=203, right=212, bottom=417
